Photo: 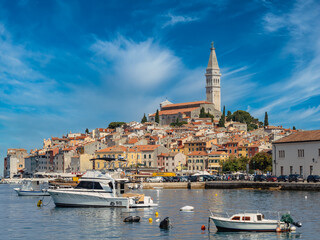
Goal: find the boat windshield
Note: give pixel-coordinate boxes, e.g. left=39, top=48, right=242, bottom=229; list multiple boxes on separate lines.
left=75, top=181, right=103, bottom=190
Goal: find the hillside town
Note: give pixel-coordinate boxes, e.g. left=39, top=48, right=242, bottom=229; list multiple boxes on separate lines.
left=3, top=42, right=318, bottom=179
left=3, top=117, right=297, bottom=179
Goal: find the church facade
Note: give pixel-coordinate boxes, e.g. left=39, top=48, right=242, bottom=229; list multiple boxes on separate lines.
left=149, top=43, right=222, bottom=125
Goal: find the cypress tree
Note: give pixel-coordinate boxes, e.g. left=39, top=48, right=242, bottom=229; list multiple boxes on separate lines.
left=223, top=105, right=225, bottom=116
left=155, top=109, right=160, bottom=123
left=264, top=112, right=269, bottom=127
left=141, top=113, right=147, bottom=123
left=226, top=111, right=232, bottom=121
left=293, top=126, right=296, bottom=130
left=199, top=107, right=205, bottom=118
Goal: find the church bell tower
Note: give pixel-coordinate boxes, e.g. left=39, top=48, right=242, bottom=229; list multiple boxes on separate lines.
left=205, top=42, right=221, bottom=111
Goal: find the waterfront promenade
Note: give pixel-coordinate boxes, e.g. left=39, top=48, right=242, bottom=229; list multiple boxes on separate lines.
left=143, top=181, right=320, bottom=191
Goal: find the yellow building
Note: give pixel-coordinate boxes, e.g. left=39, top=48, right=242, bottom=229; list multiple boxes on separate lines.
left=184, top=141, right=206, bottom=157
left=95, top=146, right=127, bottom=169
left=187, top=151, right=208, bottom=172
left=207, top=151, right=228, bottom=173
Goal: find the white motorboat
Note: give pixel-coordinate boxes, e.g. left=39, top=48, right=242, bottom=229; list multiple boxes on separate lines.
left=209, top=210, right=301, bottom=232
left=48, top=171, right=157, bottom=208
left=14, top=180, right=50, bottom=196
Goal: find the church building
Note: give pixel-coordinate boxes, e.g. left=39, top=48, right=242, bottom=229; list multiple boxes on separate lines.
left=149, top=42, right=222, bottom=125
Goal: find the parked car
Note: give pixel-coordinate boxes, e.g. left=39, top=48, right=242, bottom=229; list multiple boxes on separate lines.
left=189, top=176, right=198, bottom=182
left=253, top=175, right=267, bottom=182
left=171, top=176, right=180, bottom=182
left=147, top=176, right=163, bottom=183
left=288, top=174, right=304, bottom=182
left=266, top=175, right=277, bottom=182
left=179, top=176, right=189, bottom=182
left=277, top=175, right=288, bottom=182
left=307, top=175, right=320, bottom=183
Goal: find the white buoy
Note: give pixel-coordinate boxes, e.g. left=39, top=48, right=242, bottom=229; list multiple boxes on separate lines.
left=290, top=226, right=296, bottom=231
left=180, top=205, right=194, bottom=212
left=305, top=196, right=307, bottom=199
left=156, top=218, right=160, bottom=222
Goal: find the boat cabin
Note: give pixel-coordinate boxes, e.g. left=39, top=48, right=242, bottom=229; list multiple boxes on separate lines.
left=230, top=213, right=265, bottom=222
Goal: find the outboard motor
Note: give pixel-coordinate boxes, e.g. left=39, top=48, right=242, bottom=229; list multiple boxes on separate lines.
left=159, top=217, right=170, bottom=229
left=123, top=216, right=141, bottom=223
left=281, top=213, right=302, bottom=228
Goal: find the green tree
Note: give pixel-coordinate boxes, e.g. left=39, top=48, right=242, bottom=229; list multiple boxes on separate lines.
left=85, top=128, right=89, bottom=134
left=264, top=112, right=269, bottom=127
left=226, top=111, right=232, bottom=121
left=155, top=109, right=160, bottom=123
left=108, top=122, right=126, bottom=129
left=250, top=152, right=272, bottom=173
left=141, top=113, right=147, bottom=123
left=229, top=110, right=260, bottom=131
left=222, top=156, right=249, bottom=172
left=199, top=107, right=206, bottom=118
left=223, top=105, right=225, bottom=116
left=293, top=126, right=296, bottom=130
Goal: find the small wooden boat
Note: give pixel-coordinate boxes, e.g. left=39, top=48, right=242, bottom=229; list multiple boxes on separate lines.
left=208, top=210, right=301, bottom=232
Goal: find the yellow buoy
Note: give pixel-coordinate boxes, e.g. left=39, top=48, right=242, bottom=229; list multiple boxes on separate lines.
left=149, top=218, right=153, bottom=223
left=37, top=200, right=42, bottom=207
left=215, top=194, right=218, bottom=196
left=155, top=212, right=159, bottom=217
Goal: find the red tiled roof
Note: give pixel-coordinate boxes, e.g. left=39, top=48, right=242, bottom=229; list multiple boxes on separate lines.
left=134, top=145, right=160, bottom=152
left=97, top=145, right=127, bottom=153
left=149, top=107, right=199, bottom=117
left=188, top=151, right=208, bottom=156
left=274, top=130, right=320, bottom=144
left=162, top=101, right=210, bottom=109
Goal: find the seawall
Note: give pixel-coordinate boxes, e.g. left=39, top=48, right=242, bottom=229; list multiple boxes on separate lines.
left=142, top=181, right=320, bottom=191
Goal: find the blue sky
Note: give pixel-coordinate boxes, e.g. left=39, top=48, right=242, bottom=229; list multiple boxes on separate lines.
left=1, top=0, right=320, bottom=175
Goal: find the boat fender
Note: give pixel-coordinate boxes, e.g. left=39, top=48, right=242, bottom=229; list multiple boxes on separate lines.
left=155, top=212, right=159, bottom=217
left=159, top=217, right=170, bottom=229
left=201, top=225, right=206, bottom=231
left=37, top=200, right=42, bottom=207
left=123, top=216, right=141, bottom=223
left=149, top=218, right=153, bottom=223
left=293, top=221, right=302, bottom=228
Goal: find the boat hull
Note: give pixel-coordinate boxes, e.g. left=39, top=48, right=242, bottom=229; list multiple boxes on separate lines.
left=210, top=217, right=285, bottom=232
left=48, top=189, right=130, bottom=208
left=14, top=188, right=50, bottom=196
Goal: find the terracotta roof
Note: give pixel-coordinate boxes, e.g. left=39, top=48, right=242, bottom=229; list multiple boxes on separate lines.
left=274, top=130, right=320, bottom=144
left=162, top=100, right=210, bottom=109
left=134, top=145, right=160, bottom=152
left=188, top=151, right=208, bottom=156
left=149, top=107, right=199, bottom=117
left=97, top=145, right=127, bottom=153
left=208, top=151, right=224, bottom=155
left=128, top=138, right=138, bottom=144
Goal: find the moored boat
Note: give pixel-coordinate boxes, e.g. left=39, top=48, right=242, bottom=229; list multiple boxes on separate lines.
left=208, top=210, right=301, bottom=232
left=14, top=180, right=50, bottom=196
left=48, top=170, right=157, bottom=208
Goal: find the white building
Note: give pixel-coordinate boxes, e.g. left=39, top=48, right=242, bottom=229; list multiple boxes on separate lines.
left=272, top=130, right=320, bottom=177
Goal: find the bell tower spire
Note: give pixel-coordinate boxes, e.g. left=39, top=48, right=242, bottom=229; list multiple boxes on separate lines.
left=205, top=41, right=221, bottom=111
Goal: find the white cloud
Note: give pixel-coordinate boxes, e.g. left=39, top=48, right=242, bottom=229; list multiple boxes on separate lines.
left=162, top=13, right=199, bottom=28
left=250, top=0, right=320, bottom=125
left=90, top=36, right=181, bottom=89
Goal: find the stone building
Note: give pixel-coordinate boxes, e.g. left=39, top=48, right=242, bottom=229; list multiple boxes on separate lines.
left=149, top=42, right=222, bottom=125
left=272, top=130, right=320, bottom=177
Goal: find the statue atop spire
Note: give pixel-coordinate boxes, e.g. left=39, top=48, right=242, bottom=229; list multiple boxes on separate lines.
left=207, top=41, right=219, bottom=70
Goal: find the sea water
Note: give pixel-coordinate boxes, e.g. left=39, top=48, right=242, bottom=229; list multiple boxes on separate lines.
left=0, top=184, right=317, bottom=239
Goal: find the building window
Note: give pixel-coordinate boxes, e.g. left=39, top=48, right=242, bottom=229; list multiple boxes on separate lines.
left=290, top=166, right=293, bottom=174
left=144, top=154, right=146, bottom=159
left=279, top=150, right=285, bottom=158
left=149, top=154, right=151, bottom=159
left=300, top=166, right=303, bottom=175
left=298, top=149, right=304, bottom=158
left=281, top=166, right=284, bottom=175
